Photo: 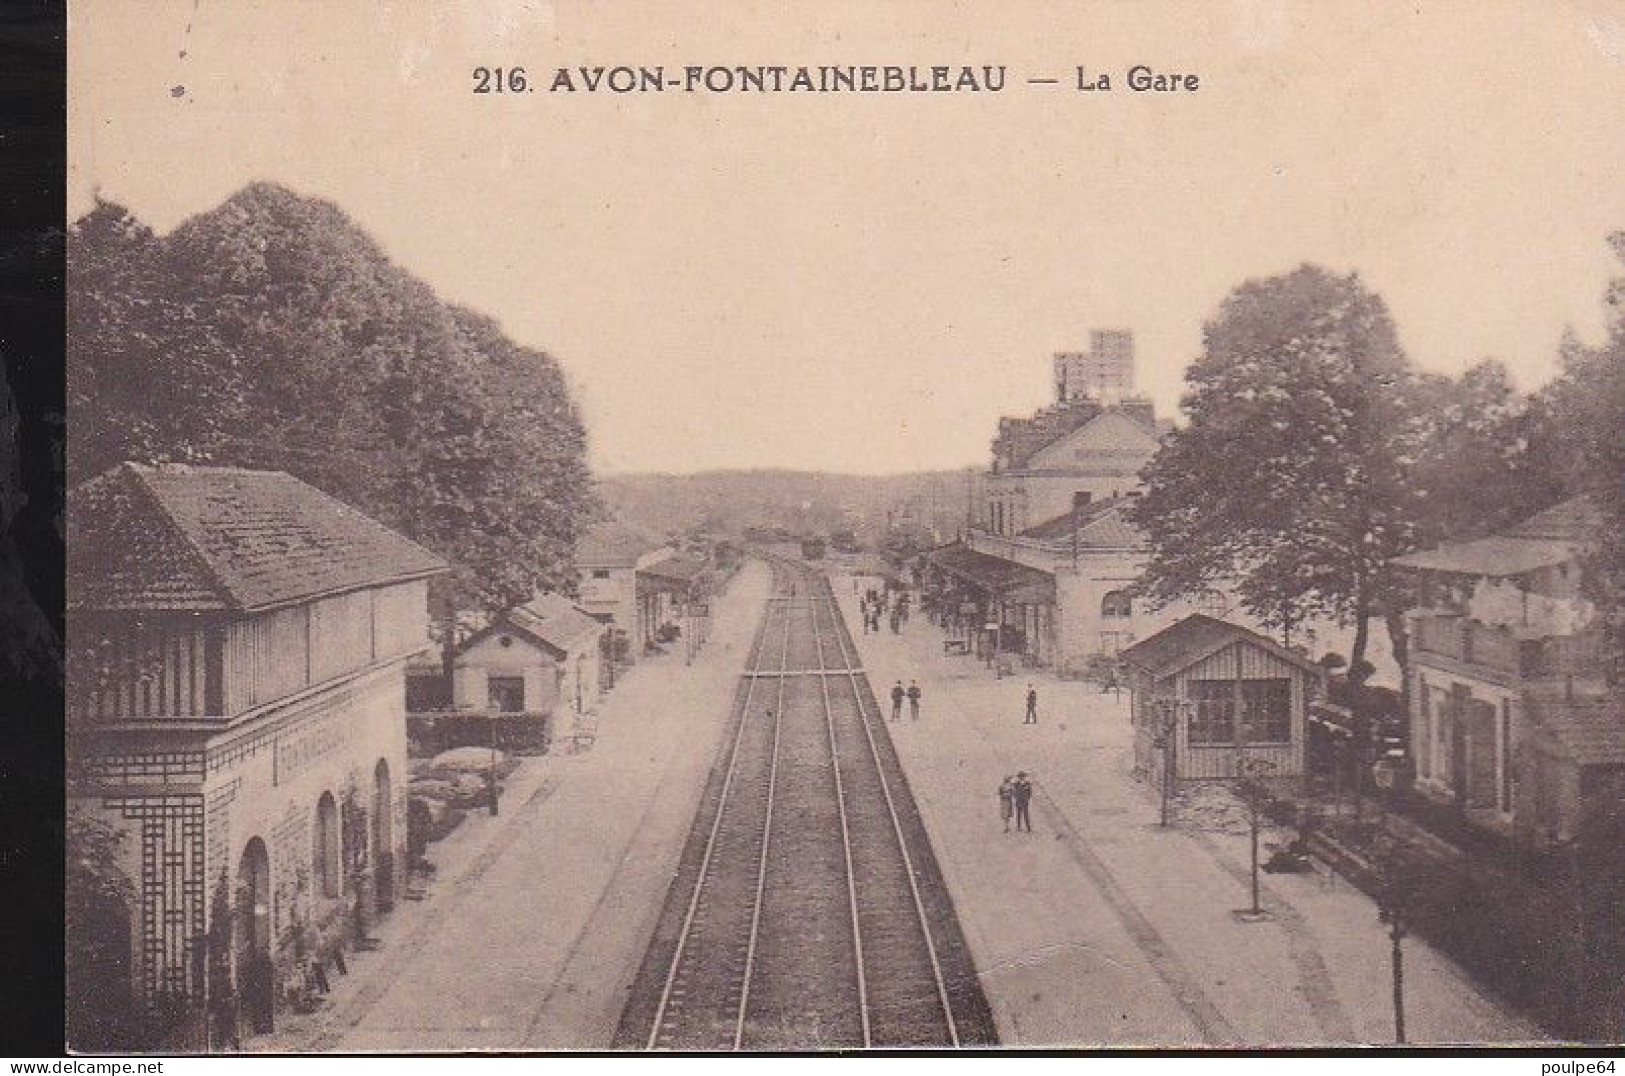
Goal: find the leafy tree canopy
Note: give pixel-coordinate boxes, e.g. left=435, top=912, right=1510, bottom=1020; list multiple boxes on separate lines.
left=1127, top=265, right=1422, bottom=667
left=68, top=183, right=595, bottom=610
left=1544, top=232, right=1625, bottom=679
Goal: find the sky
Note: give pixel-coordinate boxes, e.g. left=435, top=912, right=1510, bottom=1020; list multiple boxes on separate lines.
left=68, top=0, right=1625, bottom=475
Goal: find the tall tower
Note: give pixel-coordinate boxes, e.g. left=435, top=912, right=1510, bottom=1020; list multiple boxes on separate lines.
left=1054, top=329, right=1135, bottom=405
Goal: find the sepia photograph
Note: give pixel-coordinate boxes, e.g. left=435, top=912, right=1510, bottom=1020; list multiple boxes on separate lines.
left=50, top=0, right=1625, bottom=1056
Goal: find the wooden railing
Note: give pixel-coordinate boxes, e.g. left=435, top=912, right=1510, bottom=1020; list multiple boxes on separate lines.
left=1412, top=615, right=1606, bottom=680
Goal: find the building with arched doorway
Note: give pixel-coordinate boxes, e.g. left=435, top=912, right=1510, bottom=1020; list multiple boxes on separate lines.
left=66, top=463, right=449, bottom=1048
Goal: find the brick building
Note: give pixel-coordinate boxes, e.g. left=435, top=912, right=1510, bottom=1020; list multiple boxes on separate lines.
left=66, top=463, right=448, bottom=1047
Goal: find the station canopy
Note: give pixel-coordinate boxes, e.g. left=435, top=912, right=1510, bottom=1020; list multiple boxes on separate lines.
left=922, top=543, right=1054, bottom=605
left=637, top=553, right=707, bottom=596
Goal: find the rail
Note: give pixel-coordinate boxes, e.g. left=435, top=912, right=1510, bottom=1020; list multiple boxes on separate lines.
left=641, top=556, right=961, bottom=1048
left=808, top=579, right=873, bottom=1047
left=823, top=575, right=960, bottom=1046
left=645, top=563, right=792, bottom=1049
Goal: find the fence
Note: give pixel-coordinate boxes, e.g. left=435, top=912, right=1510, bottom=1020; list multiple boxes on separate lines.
left=405, top=710, right=553, bottom=758
left=1306, top=799, right=1623, bottom=1042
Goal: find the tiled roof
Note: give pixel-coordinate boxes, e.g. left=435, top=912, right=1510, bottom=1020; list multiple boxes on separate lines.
left=505, top=592, right=604, bottom=653
left=1019, top=497, right=1145, bottom=549
left=993, top=400, right=1160, bottom=471
left=1120, top=614, right=1324, bottom=679
left=577, top=521, right=662, bottom=568
left=1392, top=496, right=1599, bottom=578
left=992, top=399, right=1102, bottom=470
left=68, top=462, right=449, bottom=613
left=1526, top=695, right=1625, bottom=767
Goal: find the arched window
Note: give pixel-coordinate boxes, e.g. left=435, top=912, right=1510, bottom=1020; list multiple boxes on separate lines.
left=314, top=792, right=340, bottom=898
left=1101, top=590, right=1132, bottom=619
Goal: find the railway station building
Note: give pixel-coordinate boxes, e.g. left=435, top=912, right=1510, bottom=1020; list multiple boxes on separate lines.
left=926, top=335, right=1361, bottom=678
left=66, top=463, right=448, bottom=1048
left=920, top=332, right=1215, bottom=673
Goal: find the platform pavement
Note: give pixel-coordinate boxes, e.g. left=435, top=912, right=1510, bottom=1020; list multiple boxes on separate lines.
left=253, top=560, right=775, bottom=1052
left=833, top=577, right=1545, bottom=1048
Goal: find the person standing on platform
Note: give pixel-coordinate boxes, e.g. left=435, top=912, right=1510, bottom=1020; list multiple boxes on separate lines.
left=907, top=680, right=922, bottom=720
left=998, top=776, right=1015, bottom=833
left=891, top=681, right=906, bottom=721
left=1025, top=685, right=1039, bottom=724
left=1012, top=772, right=1033, bottom=832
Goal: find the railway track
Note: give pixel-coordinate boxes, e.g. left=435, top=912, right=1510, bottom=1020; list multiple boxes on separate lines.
left=615, top=559, right=996, bottom=1050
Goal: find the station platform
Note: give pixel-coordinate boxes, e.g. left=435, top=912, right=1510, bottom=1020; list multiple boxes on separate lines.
left=255, top=561, right=775, bottom=1052
left=833, top=577, right=1544, bottom=1047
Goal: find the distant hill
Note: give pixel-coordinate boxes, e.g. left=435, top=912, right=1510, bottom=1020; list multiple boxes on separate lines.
left=596, top=469, right=978, bottom=547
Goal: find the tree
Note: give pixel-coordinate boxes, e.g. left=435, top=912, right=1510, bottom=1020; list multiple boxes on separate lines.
left=67, top=200, right=246, bottom=479
left=66, top=809, right=141, bottom=1051
left=67, top=183, right=596, bottom=615
left=1405, top=359, right=1567, bottom=546
left=1127, top=265, right=1422, bottom=670
left=1542, top=232, right=1625, bottom=681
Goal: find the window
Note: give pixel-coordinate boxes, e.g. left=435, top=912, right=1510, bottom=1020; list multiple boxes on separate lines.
left=1239, top=679, right=1291, bottom=744
left=591, top=569, right=610, bottom=580
left=1198, top=589, right=1228, bottom=617
left=405, top=672, right=449, bottom=713
left=1188, top=678, right=1291, bottom=744
left=1101, top=590, right=1132, bottom=619
left=314, top=792, right=340, bottom=898
left=1187, top=680, right=1235, bottom=744
left=488, top=676, right=525, bottom=713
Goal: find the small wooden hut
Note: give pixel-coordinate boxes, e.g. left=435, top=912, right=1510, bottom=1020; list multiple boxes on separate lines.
left=1122, top=615, right=1325, bottom=782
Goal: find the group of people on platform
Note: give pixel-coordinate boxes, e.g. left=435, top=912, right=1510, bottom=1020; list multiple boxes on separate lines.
left=858, top=584, right=910, bottom=635
left=889, top=679, right=922, bottom=720
left=997, top=772, right=1035, bottom=833
left=850, top=574, right=1049, bottom=837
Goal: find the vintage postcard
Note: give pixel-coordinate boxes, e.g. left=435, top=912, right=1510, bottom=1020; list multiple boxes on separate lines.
left=61, top=0, right=1625, bottom=1055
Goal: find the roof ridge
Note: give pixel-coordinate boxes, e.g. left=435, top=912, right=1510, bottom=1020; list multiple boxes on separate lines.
left=125, top=463, right=242, bottom=611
